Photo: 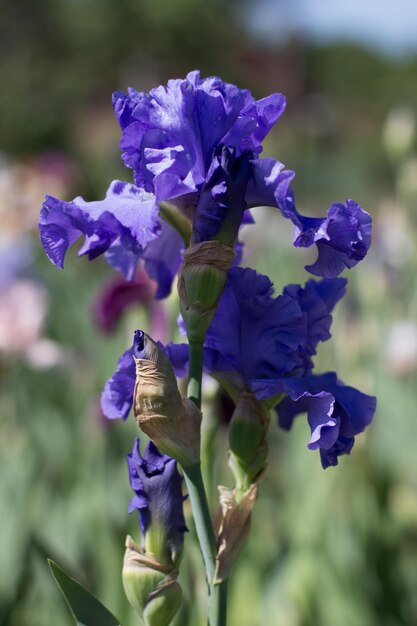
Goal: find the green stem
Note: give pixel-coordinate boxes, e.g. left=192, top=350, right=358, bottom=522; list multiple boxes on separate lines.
left=182, top=463, right=216, bottom=585
left=209, top=580, right=228, bottom=626
left=187, top=340, right=204, bottom=409
left=158, top=201, right=192, bottom=246
left=185, top=338, right=228, bottom=626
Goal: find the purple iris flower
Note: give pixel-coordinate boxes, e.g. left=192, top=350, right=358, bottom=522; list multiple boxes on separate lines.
left=40, top=71, right=371, bottom=296
left=203, top=267, right=374, bottom=467
left=127, top=438, right=187, bottom=560
left=101, top=267, right=346, bottom=418
left=102, top=266, right=344, bottom=409
left=113, top=70, right=286, bottom=194
left=101, top=269, right=375, bottom=467
left=40, top=72, right=291, bottom=296
left=203, top=267, right=375, bottom=467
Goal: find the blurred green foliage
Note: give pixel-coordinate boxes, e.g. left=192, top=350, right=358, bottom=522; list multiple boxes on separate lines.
left=2, top=1, right=417, bottom=625
left=0, top=0, right=241, bottom=153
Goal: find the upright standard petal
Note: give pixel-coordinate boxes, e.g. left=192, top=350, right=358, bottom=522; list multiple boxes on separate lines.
left=113, top=71, right=286, bottom=192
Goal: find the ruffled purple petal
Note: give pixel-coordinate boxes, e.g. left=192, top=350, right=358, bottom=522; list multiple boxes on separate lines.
left=274, top=372, right=376, bottom=468
left=205, top=267, right=306, bottom=384
left=244, top=164, right=372, bottom=278
left=252, top=93, right=287, bottom=144
left=113, top=89, right=143, bottom=131
left=154, top=172, right=197, bottom=206
left=293, top=199, right=372, bottom=278
left=277, top=385, right=339, bottom=450
left=283, top=277, right=347, bottom=371
left=113, top=72, right=286, bottom=195
left=39, top=181, right=160, bottom=280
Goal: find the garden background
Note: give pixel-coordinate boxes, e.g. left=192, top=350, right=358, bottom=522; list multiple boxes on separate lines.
left=2, top=1, right=417, bottom=624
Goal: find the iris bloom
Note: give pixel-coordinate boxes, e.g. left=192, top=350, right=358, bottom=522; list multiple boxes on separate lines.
left=103, top=267, right=375, bottom=467
left=39, top=72, right=371, bottom=297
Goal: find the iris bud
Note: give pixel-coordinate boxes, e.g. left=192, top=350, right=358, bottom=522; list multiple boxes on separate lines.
left=177, top=240, right=236, bottom=343
left=228, top=392, right=269, bottom=497
left=123, top=536, right=182, bottom=626
left=133, top=331, right=202, bottom=467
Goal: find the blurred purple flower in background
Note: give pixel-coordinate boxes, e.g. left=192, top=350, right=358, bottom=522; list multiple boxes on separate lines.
left=92, top=267, right=169, bottom=342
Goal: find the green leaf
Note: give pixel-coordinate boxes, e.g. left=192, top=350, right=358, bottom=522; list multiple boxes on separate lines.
left=48, top=560, right=122, bottom=626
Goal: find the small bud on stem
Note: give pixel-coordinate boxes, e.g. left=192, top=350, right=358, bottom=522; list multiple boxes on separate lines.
left=228, top=392, right=269, bottom=496
left=123, top=536, right=182, bottom=626
left=178, top=241, right=236, bottom=344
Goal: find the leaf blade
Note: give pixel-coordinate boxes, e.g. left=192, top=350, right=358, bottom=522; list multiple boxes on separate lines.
left=48, top=559, right=121, bottom=626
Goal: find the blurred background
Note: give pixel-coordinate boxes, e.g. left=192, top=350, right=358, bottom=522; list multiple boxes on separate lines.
left=2, top=1, right=417, bottom=624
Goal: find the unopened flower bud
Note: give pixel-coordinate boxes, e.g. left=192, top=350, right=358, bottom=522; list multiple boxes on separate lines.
left=178, top=241, right=236, bottom=343
left=228, top=392, right=269, bottom=496
left=123, top=536, right=182, bottom=626
left=133, top=330, right=202, bottom=467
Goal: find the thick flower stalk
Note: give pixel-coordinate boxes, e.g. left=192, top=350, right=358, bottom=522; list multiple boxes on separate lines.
left=122, top=438, right=187, bottom=626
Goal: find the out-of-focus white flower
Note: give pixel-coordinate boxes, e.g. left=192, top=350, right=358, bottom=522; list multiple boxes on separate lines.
left=0, top=280, right=47, bottom=353
left=385, top=320, right=417, bottom=375
left=377, top=201, right=412, bottom=269
left=398, top=157, right=417, bottom=207
left=382, top=107, right=415, bottom=163
left=0, top=152, right=77, bottom=235
left=25, top=338, right=67, bottom=369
